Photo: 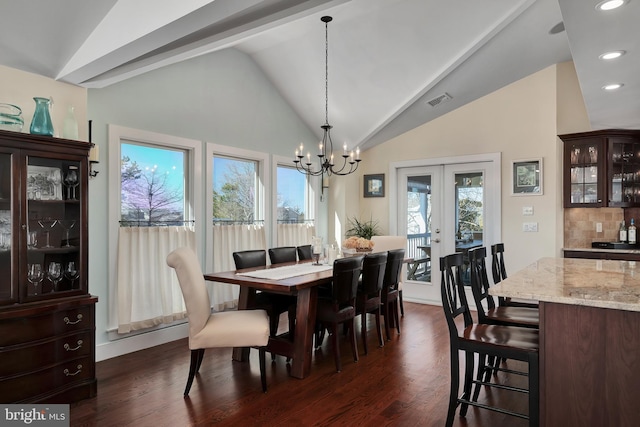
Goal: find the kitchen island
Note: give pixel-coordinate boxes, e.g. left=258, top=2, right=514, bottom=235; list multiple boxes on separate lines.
left=490, top=257, right=640, bottom=427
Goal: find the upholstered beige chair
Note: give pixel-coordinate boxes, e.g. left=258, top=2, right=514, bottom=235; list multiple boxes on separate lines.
left=166, top=247, right=270, bottom=395
left=371, top=235, right=408, bottom=316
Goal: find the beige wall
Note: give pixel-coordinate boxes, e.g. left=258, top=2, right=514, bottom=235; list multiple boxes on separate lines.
left=0, top=65, right=87, bottom=140
left=330, top=62, right=590, bottom=272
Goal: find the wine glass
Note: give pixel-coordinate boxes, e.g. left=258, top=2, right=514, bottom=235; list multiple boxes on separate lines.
left=312, top=245, right=322, bottom=265
left=48, top=169, right=62, bottom=200
left=47, top=262, right=62, bottom=292
left=27, top=231, right=38, bottom=249
left=27, top=263, right=44, bottom=295
left=38, top=218, right=57, bottom=248
left=58, top=220, right=76, bottom=247
left=65, top=261, right=79, bottom=289
left=65, top=169, right=78, bottom=200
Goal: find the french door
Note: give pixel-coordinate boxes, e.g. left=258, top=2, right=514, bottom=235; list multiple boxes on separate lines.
left=395, top=158, right=499, bottom=305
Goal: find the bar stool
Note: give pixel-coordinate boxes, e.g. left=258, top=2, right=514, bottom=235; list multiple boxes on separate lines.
left=491, top=243, right=537, bottom=308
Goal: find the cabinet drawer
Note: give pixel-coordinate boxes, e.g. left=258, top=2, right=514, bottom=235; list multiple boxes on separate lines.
left=0, top=331, right=93, bottom=377
left=0, top=355, right=93, bottom=403
left=0, top=305, right=93, bottom=346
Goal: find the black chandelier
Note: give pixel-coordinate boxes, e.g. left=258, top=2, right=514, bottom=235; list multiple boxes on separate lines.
left=294, top=16, right=361, bottom=178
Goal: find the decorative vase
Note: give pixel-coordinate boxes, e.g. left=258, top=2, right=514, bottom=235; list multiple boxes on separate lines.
left=0, top=103, right=24, bottom=132
left=62, top=106, right=78, bottom=140
left=29, top=97, right=54, bottom=136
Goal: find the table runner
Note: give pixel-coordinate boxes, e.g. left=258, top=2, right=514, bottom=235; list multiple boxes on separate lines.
left=237, top=263, right=333, bottom=280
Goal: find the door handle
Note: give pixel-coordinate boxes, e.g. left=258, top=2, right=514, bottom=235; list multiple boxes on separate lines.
left=432, top=238, right=441, bottom=243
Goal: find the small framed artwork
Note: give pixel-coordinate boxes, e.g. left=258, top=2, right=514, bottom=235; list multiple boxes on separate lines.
left=364, top=174, right=385, bottom=198
left=512, top=158, right=543, bottom=196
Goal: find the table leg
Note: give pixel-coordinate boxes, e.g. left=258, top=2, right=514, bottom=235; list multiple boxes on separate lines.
left=290, top=287, right=318, bottom=379
left=232, top=285, right=252, bottom=362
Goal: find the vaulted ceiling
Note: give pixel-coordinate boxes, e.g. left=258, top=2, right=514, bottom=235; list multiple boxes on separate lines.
left=1, top=0, right=638, bottom=152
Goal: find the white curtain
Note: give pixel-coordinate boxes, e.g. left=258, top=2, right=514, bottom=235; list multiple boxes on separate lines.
left=277, top=223, right=315, bottom=247
left=116, top=226, right=195, bottom=333
left=211, top=223, right=266, bottom=311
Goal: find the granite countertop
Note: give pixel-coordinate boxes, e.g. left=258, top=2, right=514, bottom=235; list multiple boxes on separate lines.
left=490, top=257, right=640, bottom=312
left=563, top=247, right=640, bottom=254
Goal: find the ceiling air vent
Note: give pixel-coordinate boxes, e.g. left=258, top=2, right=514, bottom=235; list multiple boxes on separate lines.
left=426, top=92, right=452, bottom=107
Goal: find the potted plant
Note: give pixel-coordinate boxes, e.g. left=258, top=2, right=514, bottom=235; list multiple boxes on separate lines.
left=343, top=217, right=380, bottom=253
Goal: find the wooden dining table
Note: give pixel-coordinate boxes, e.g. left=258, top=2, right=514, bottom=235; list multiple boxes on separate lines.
left=204, top=261, right=334, bottom=379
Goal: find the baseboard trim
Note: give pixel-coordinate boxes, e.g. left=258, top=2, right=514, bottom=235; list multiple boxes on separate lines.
left=96, top=323, right=189, bottom=361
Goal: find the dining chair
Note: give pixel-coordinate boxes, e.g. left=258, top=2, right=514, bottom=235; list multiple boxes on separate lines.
left=356, top=252, right=387, bottom=354
left=166, top=247, right=270, bottom=395
left=380, top=248, right=404, bottom=340
left=491, top=243, right=538, bottom=308
left=315, top=255, right=364, bottom=372
left=233, top=250, right=294, bottom=351
left=296, top=245, right=313, bottom=261
left=440, top=252, right=539, bottom=426
left=268, top=246, right=297, bottom=264
left=370, top=236, right=408, bottom=316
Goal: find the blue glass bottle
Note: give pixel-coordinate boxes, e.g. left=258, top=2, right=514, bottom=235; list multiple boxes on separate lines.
left=29, top=97, right=54, bottom=136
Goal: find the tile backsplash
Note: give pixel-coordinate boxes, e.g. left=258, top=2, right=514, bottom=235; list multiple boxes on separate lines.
left=564, top=208, right=624, bottom=248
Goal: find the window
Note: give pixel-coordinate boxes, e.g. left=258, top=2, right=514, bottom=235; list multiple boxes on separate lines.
left=120, top=143, right=187, bottom=226
left=212, top=155, right=259, bottom=223
left=276, top=164, right=312, bottom=223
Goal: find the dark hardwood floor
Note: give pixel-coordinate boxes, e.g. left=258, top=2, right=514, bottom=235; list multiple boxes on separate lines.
left=71, top=303, right=529, bottom=426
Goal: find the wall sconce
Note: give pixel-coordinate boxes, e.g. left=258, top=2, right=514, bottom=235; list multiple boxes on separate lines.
left=89, top=145, right=99, bottom=178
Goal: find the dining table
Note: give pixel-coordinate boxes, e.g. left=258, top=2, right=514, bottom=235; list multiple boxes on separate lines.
left=204, top=261, right=334, bottom=379
left=490, top=257, right=640, bottom=426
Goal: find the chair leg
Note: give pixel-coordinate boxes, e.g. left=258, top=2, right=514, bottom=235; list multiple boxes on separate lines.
left=374, top=308, right=384, bottom=348
left=330, top=323, right=341, bottom=372
left=361, top=312, right=369, bottom=355
left=184, top=349, right=202, bottom=397
left=399, top=290, right=405, bottom=317
left=393, top=300, right=401, bottom=335
left=473, top=353, right=487, bottom=402
left=382, top=302, right=392, bottom=341
left=348, top=319, right=359, bottom=363
left=269, top=312, right=280, bottom=361
left=459, top=351, right=475, bottom=417
left=259, top=347, right=267, bottom=393
left=446, top=347, right=460, bottom=427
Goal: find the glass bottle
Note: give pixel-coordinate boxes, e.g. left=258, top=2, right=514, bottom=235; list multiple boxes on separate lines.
left=629, top=218, right=637, bottom=245
left=62, top=106, right=78, bottom=140
left=29, top=97, right=54, bottom=136
left=619, top=220, right=627, bottom=243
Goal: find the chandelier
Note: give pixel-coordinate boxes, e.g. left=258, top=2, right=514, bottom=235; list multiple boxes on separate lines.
left=294, top=16, right=361, bottom=179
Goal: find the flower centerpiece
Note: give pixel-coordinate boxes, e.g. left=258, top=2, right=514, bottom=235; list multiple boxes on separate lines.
left=342, top=217, right=380, bottom=253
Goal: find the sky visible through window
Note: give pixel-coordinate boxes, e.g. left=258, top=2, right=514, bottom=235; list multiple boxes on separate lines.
left=121, top=143, right=184, bottom=188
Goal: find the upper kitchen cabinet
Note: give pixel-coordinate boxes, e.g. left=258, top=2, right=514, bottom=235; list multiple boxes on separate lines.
left=560, top=130, right=640, bottom=208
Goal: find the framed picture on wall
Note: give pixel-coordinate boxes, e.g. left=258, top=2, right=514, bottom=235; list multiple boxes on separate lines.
left=364, top=174, right=385, bottom=197
left=511, top=158, right=543, bottom=196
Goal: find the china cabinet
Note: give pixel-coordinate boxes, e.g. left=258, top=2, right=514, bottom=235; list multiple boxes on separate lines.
left=561, top=129, right=640, bottom=208
left=0, top=129, right=96, bottom=403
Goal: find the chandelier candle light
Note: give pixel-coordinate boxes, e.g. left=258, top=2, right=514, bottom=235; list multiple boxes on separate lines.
left=294, top=16, right=361, bottom=180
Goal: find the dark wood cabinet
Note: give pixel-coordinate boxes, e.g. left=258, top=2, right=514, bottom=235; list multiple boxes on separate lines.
left=0, top=129, right=97, bottom=403
left=561, top=129, right=640, bottom=208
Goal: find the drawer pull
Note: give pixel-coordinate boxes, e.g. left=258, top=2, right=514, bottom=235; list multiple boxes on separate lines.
left=64, top=340, right=83, bottom=351
left=64, top=314, right=83, bottom=325
left=64, top=365, right=83, bottom=376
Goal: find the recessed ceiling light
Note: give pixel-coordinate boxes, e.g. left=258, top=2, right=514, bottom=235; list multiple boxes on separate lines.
left=599, top=50, right=626, bottom=60
left=596, top=0, right=626, bottom=11
left=603, top=83, right=624, bottom=90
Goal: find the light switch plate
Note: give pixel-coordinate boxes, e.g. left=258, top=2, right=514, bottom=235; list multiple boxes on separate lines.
left=522, top=206, right=534, bottom=216
left=522, top=222, right=538, bottom=232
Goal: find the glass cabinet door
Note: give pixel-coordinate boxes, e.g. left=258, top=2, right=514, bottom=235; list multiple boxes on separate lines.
left=608, top=138, right=640, bottom=206
left=0, top=152, right=13, bottom=304
left=567, top=140, right=602, bottom=205
left=25, top=156, right=82, bottom=299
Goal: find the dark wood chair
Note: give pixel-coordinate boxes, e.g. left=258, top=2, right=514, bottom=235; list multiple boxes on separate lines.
left=491, top=243, right=538, bottom=308
left=296, top=245, right=313, bottom=261
left=315, top=255, right=363, bottom=372
left=356, top=252, right=387, bottom=354
left=380, top=248, right=404, bottom=340
left=468, top=247, right=539, bottom=329
left=233, top=250, right=295, bottom=350
left=268, top=246, right=297, bottom=264
left=440, top=252, right=539, bottom=426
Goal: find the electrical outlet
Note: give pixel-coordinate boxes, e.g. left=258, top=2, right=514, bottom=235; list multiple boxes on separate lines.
left=522, top=206, right=534, bottom=216
left=596, top=222, right=603, bottom=233
left=522, top=222, right=538, bottom=232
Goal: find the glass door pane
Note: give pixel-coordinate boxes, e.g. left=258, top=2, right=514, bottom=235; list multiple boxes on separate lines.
left=454, top=171, right=484, bottom=284
left=0, top=152, right=13, bottom=303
